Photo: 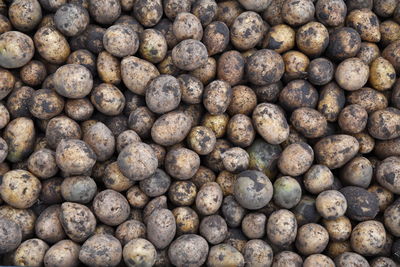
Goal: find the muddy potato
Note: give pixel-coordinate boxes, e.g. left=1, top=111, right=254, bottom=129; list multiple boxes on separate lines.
left=303, top=254, right=334, bottom=267
left=163, top=0, right=191, bottom=20
left=28, top=89, right=64, bottom=120
left=340, top=156, right=373, bottom=188
left=132, top=0, right=162, bottom=27
left=340, top=186, right=379, bottom=221
left=222, top=147, right=249, bottom=173
left=282, top=0, right=315, bottom=27
left=61, top=176, right=97, bottom=204
left=242, top=240, right=273, bottom=267
left=34, top=26, right=70, bottom=64
left=35, top=205, right=65, bottom=244
left=165, top=148, right=200, bottom=180
left=307, top=58, right=334, bottom=86
left=272, top=251, right=303, bottom=267
left=0, top=69, right=15, bottom=101
left=317, top=82, right=345, bottom=122
left=13, top=238, right=49, bottom=267
left=190, top=56, right=217, bottom=85
left=384, top=200, right=400, bottom=237
left=230, top=11, right=265, bottom=51
left=327, top=27, right=361, bottom=61
left=0, top=217, right=22, bottom=254
left=278, top=142, right=314, bottom=176
left=368, top=108, right=400, bottom=140
left=263, top=24, right=295, bottom=54
left=122, top=238, right=156, bottom=267
left=137, top=169, right=170, bottom=198
left=371, top=257, right=397, bottom=267
left=151, top=110, right=192, bottom=146
left=146, top=208, right=176, bottom=249
left=316, top=190, right=347, bottom=220
left=347, top=87, right=388, bottom=114
left=54, top=3, right=89, bottom=37
left=346, top=9, right=380, bottom=43
left=295, top=223, right=329, bottom=256
left=351, top=220, right=386, bottom=256
left=293, top=196, right=321, bottom=227
left=0, top=31, right=34, bottom=69
left=282, top=51, right=309, bottom=81
left=128, top=107, right=155, bottom=138
left=46, top=116, right=82, bottom=150
left=382, top=40, right=400, bottom=73
left=88, top=0, right=120, bottom=24
left=207, top=244, right=244, bottom=267
left=0, top=137, right=7, bottom=163
left=273, top=176, right=302, bottom=209
left=7, top=87, right=35, bottom=120
left=168, top=181, right=197, bottom=206
left=202, top=21, right=229, bottom=57
left=315, top=0, right=347, bottom=27
left=145, top=75, right=181, bottom=114
left=216, top=1, right=243, bottom=27
left=226, top=86, right=257, bottom=116
left=380, top=20, right=400, bottom=47
left=79, top=234, right=122, bottom=267
left=54, top=64, right=92, bottom=99
left=116, top=129, right=140, bottom=152
left=266, top=209, right=297, bottom=248
left=0, top=169, right=41, bottom=209
left=291, top=107, right=327, bottom=138
left=126, top=186, right=149, bottom=209
left=172, top=12, right=203, bottom=42
left=27, top=148, right=58, bottom=179
left=56, top=139, right=96, bottom=176
left=95, top=52, right=120, bottom=84
left=191, top=166, right=216, bottom=189
left=83, top=122, right=115, bottom=161
left=43, top=240, right=80, bottom=267
left=376, top=156, right=400, bottom=194
left=241, top=213, right=266, bottom=239
left=172, top=39, right=208, bottom=71
left=338, top=104, right=368, bottom=134
left=177, top=74, right=203, bottom=105
left=115, top=220, right=146, bottom=245
left=93, top=190, right=130, bottom=227
left=216, top=51, right=244, bottom=87
left=0, top=14, right=12, bottom=34
left=172, top=206, right=199, bottom=236
left=202, top=113, right=229, bottom=139
left=0, top=205, right=36, bottom=240
left=296, top=22, right=329, bottom=58
left=368, top=185, right=394, bottom=212
left=200, top=215, right=228, bottom=244
left=246, top=49, right=285, bottom=86
left=214, top=171, right=234, bottom=196
left=357, top=42, right=380, bottom=65
left=167, top=234, right=208, bottom=266
left=224, top=228, right=248, bottom=253
left=226, top=114, right=254, bottom=148
left=138, top=29, right=167, bottom=64
left=64, top=98, right=94, bottom=122
left=39, top=177, right=63, bottom=204
left=196, top=182, right=223, bottom=215
left=121, top=56, right=160, bottom=95
left=234, top=170, right=273, bottom=210
left=103, top=25, right=139, bottom=58
left=158, top=51, right=183, bottom=76
left=335, top=57, right=369, bottom=91
left=368, top=57, right=396, bottom=92
left=334, top=252, right=369, bottom=267
left=279, top=80, right=318, bottom=112
left=186, top=126, right=216, bottom=155
left=374, top=137, right=400, bottom=159
left=314, top=134, right=359, bottom=169
left=91, top=83, right=125, bottom=116
left=222, top=195, right=246, bottom=228
left=8, top=0, right=42, bottom=32
left=20, top=60, right=47, bottom=87
left=323, top=216, right=352, bottom=242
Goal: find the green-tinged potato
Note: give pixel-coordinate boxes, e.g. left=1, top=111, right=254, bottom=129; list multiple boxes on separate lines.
left=273, top=176, right=302, bottom=209
left=351, top=220, right=386, bottom=256
left=61, top=176, right=97, bottom=204
left=43, top=240, right=80, bottom=267
left=207, top=244, right=244, bottom=267
left=13, top=238, right=49, bottom=267
left=196, top=182, right=223, bottom=215
left=246, top=138, right=281, bottom=179
left=146, top=208, right=176, bottom=249
left=340, top=186, right=379, bottom=221
left=295, top=223, right=329, bottom=256
left=139, top=29, right=167, bottom=63
left=267, top=209, right=297, bottom=247
left=79, top=234, right=122, bottom=267
left=0, top=217, right=22, bottom=254
left=168, top=234, right=209, bottom=266
left=34, top=26, right=70, bottom=64
left=123, top=238, right=157, bottom=267
left=20, top=60, right=47, bottom=87
left=35, top=205, right=65, bottom=244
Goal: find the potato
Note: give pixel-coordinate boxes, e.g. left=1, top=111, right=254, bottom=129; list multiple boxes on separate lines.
left=191, top=0, right=217, bottom=26
left=293, top=196, right=321, bottom=227
left=168, top=181, right=197, bottom=206
left=316, top=190, right=347, bottom=220
left=93, top=189, right=130, bottom=226
left=347, top=87, right=388, bottom=113
left=163, top=0, right=191, bottom=20
left=46, top=116, right=82, bottom=150
left=279, top=80, right=318, bottom=111
left=263, top=24, right=294, bottom=54
left=202, top=21, right=229, bottom=57
left=168, top=234, right=209, bottom=266
left=127, top=186, right=149, bottom=209
left=172, top=206, right=199, bottom=235
left=357, top=42, right=381, bottom=65
left=382, top=40, right=400, bottom=73
left=0, top=13, right=12, bottom=33
left=61, top=176, right=97, bottom=204
left=9, top=0, right=42, bottom=31
left=334, top=252, right=369, bottom=267
left=227, top=114, right=255, bottom=148
left=282, top=0, right=315, bottom=27
left=0, top=205, right=36, bottom=240
left=199, top=214, right=228, bottom=244
left=384, top=201, right=400, bottom=237
left=315, top=0, right=347, bottom=27
left=28, top=89, right=64, bottom=120
left=368, top=108, right=400, bottom=140
left=121, top=56, right=160, bottom=95
left=303, top=254, right=334, bottom=267
left=216, top=1, right=243, bottom=27
left=217, top=52, right=245, bottom=87
left=34, top=26, right=70, bottom=64
left=172, top=39, right=208, bottom=71
left=327, top=27, right=361, bottom=61
left=221, top=196, right=245, bottom=229
left=291, top=107, right=327, bottom=138
left=207, top=244, right=244, bottom=267
left=340, top=186, right=379, bottom=221
left=278, top=142, right=314, bottom=176
left=295, top=223, right=329, bottom=256
left=20, top=60, right=47, bottom=86
left=346, top=8, right=380, bottom=42
left=83, top=122, right=115, bottom=161
left=369, top=57, right=396, bottom=91
left=0, top=70, right=14, bottom=102
left=234, top=170, right=273, bottom=210
left=43, top=240, right=80, bottom=267
left=272, top=251, right=303, bottom=267
left=122, top=238, right=156, bottom=267
left=55, top=3, right=89, bottom=37
left=316, top=82, right=345, bottom=122
left=89, top=0, right=121, bottom=24
left=0, top=217, right=22, bottom=254
left=196, top=182, right=223, bottom=215
left=79, top=234, right=122, bottom=267
left=145, top=75, right=181, bottom=114
left=172, top=12, right=203, bottom=42
left=138, top=29, right=167, bottom=64
left=340, top=156, right=373, bottom=188
left=54, top=64, right=93, bottom=99
left=103, top=25, right=139, bottom=58
left=133, top=0, right=162, bottom=27
left=266, top=209, right=297, bottom=248
left=201, top=139, right=229, bottom=171
left=230, top=11, right=265, bottom=51
left=190, top=56, right=217, bottom=84
left=221, top=147, right=249, bottom=173
left=296, top=22, right=329, bottom=57
left=368, top=184, right=394, bottom=212
left=146, top=208, right=176, bottom=249
left=380, top=20, right=400, bottom=47
left=246, top=49, right=284, bottom=86
left=376, top=156, right=400, bottom=194
left=351, top=220, right=386, bottom=256
left=164, top=148, right=199, bottom=180
left=154, top=18, right=178, bottom=49
left=13, top=238, right=49, bottom=267
left=338, top=104, right=368, bottom=134
left=335, top=58, right=369, bottom=91
left=35, top=205, right=65, bottom=244
left=371, top=257, right=397, bottom=267
left=0, top=33, right=35, bottom=69
left=239, top=213, right=265, bottom=239
left=151, top=110, right=192, bottom=146
left=96, top=51, right=121, bottom=84
left=273, top=176, right=302, bottom=209
left=323, top=216, right=352, bottom=242
left=227, top=86, right=257, bottom=116
left=39, top=177, right=63, bottom=204
left=115, top=220, right=146, bottom=245
left=314, top=134, right=359, bottom=169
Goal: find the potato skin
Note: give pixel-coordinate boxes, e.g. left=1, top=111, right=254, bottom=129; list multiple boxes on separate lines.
left=145, top=75, right=181, bottom=114
left=13, top=238, right=49, bottom=267
left=172, top=39, right=208, bottom=71
left=207, top=244, right=244, bottom=267
left=3, top=117, right=35, bottom=163
left=246, top=49, right=285, bottom=86
left=34, top=26, right=70, bottom=64
left=340, top=186, right=379, bottom=221
left=295, top=223, right=329, bottom=256
left=196, top=182, right=223, bottom=215
left=335, top=58, right=370, bottom=91
left=83, top=122, right=115, bottom=161
left=368, top=108, right=400, bottom=140
left=0, top=31, right=35, bottom=69
left=44, top=240, right=81, bottom=267
left=79, top=234, right=122, bottom=267
left=168, top=234, right=209, bottom=267
left=203, top=80, right=232, bottom=115
left=93, top=189, right=130, bottom=226
left=146, top=208, right=176, bottom=249
left=351, top=220, right=386, bottom=256
left=54, top=64, right=93, bottom=99
left=0, top=217, right=22, bottom=254
left=123, top=238, right=157, bottom=267
left=267, top=209, right=297, bottom=247
left=35, top=205, right=66, bottom=244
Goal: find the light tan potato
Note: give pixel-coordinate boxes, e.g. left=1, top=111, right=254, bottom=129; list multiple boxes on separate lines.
left=79, top=234, right=122, bottom=267
left=44, top=240, right=81, bottom=267
left=13, top=238, right=49, bottom=267
left=146, top=208, right=176, bottom=249
left=34, top=26, right=70, bottom=64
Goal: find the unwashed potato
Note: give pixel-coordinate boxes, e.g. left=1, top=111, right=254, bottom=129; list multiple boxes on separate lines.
left=123, top=238, right=157, bottom=267
left=13, top=238, right=49, bottom=267
left=79, top=234, right=122, bottom=267
left=0, top=31, right=34, bottom=69
left=207, top=244, right=244, bottom=267
left=0, top=217, right=22, bottom=254
left=43, top=240, right=80, bottom=267
left=168, top=234, right=209, bottom=267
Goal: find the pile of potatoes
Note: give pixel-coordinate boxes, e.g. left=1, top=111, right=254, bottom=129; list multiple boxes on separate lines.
left=1, top=0, right=400, bottom=266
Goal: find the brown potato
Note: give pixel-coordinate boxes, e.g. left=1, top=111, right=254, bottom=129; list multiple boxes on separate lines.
left=327, top=27, right=361, bottom=61
left=200, top=214, right=228, bottom=244
left=29, top=89, right=64, bottom=120
left=35, top=205, right=65, bottom=244
left=46, top=116, right=82, bottom=150
left=335, top=57, right=369, bottom=91
left=172, top=39, right=208, bottom=71
left=39, top=177, right=63, bottom=204
left=0, top=205, right=36, bottom=240
left=0, top=31, right=34, bottom=69
left=34, top=26, right=70, bottom=64
left=93, top=189, right=130, bottom=226
left=230, top=11, right=265, bottom=51
left=126, top=186, right=149, bottom=209
left=374, top=137, right=400, bottom=159
left=278, top=142, right=314, bottom=176
left=9, top=0, right=42, bottom=32
left=282, top=0, right=315, bottom=27
left=338, top=104, right=368, bottom=134
left=380, top=20, right=400, bottom=46
left=263, top=0, right=285, bottom=26
left=54, top=64, right=92, bottom=99
left=216, top=1, right=243, bottom=27
left=316, top=190, right=347, bottom=220
left=347, top=87, right=388, bottom=113
left=291, top=107, right=328, bottom=138
left=207, top=244, right=244, bottom=267
left=323, top=216, right=352, bottom=242
left=376, top=156, right=400, bottom=194
left=368, top=108, right=400, bottom=140
left=267, top=209, right=297, bottom=247
left=335, top=252, right=369, bottom=267
left=369, top=57, right=396, bottom=91
left=296, top=223, right=329, bottom=256
left=382, top=40, right=400, bottom=73
left=55, top=3, right=89, bottom=37
left=139, top=29, right=167, bottom=64
left=0, top=69, right=15, bottom=100
left=196, top=182, right=223, bottom=215
left=263, top=24, right=295, bottom=54
left=88, top=0, right=121, bottom=24
left=103, top=25, right=139, bottom=58
left=296, top=22, right=329, bottom=57
left=115, top=220, right=146, bottom=245
left=351, top=220, right=386, bottom=256
left=13, top=238, right=49, bottom=267
left=173, top=12, right=203, bottom=42
left=357, top=42, right=381, bottom=65
left=123, top=238, right=157, bottom=267
left=316, top=0, right=347, bottom=27
left=280, top=80, right=318, bottom=111
left=340, top=156, right=373, bottom=188
left=246, top=49, right=285, bottom=86
left=79, top=234, right=122, bottom=267
left=44, top=240, right=80, bottom=267
left=20, top=60, right=47, bottom=86
left=145, top=75, right=181, bottom=114
left=133, top=0, right=162, bottom=27
left=146, top=208, right=176, bottom=249
left=217, top=51, right=245, bottom=86
left=272, top=251, right=303, bottom=267
left=0, top=14, right=12, bottom=34
left=90, top=83, right=125, bottom=116
left=190, top=56, right=217, bottom=84
left=27, top=148, right=58, bottom=179
left=191, top=0, right=217, bottom=26
left=346, top=8, right=381, bottom=42
left=340, top=186, right=379, bottom=221
left=61, top=176, right=97, bottom=204
left=96, top=51, right=121, bottom=84
left=168, top=234, right=209, bottom=266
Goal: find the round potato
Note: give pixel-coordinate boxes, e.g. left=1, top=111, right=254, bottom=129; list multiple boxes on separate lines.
left=79, top=234, right=122, bottom=267
left=0, top=31, right=34, bottom=68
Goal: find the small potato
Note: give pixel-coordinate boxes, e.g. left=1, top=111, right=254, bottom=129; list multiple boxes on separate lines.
left=340, top=186, right=379, bottom=221
left=202, top=21, right=229, bottom=56
left=55, top=3, right=89, bottom=37
left=335, top=58, right=369, bottom=91
left=172, top=39, right=208, bottom=71
left=178, top=74, right=203, bottom=104
left=243, top=240, right=273, bottom=267
left=316, top=0, right=347, bottom=27
left=0, top=217, right=22, bottom=254
left=20, top=60, right=47, bottom=86
left=272, top=251, right=303, bottom=267
left=0, top=137, right=8, bottom=163
left=230, top=11, right=265, bottom=51
left=139, top=29, right=167, bottom=64
left=96, top=51, right=121, bottom=84
left=227, top=85, right=257, bottom=116
left=334, top=252, right=369, bottom=267
left=327, top=27, right=361, bottom=61
left=376, top=156, right=400, bottom=194
left=296, top=223, right=329, bottom=256
left=133, top=0, right=162, bottom=27
left=267, top=209, right=297, bottom=247
left=54, top=64, right=92, bottom=99
left=173, top=12, right=203, bottom=41
left=89, top=0, right=121, bottom=24
left=83, top=122, right=115, bottom=161
left=0, top=31, right=35, bottom=69
left=371, top=257, right=397, bottom=267
left=291, top=107, right=327, bottom=138
left=9, top=0, right=42, bottom=31
left=145, top=75, right=181, bottom=114
left=6, top=86, right=35, bottom=119
left=61, top=176, right=97, bottom=204
left=368, top=184, right=394, bottom=212
left=207, top=244, right=244, bottom=267
left=279, top=80, right=318, bottom=111
left=314, top=134, right=359, bottom=169
left=217, top=51, right=245, bottom=86
left=368, top=108, right=400, bottom=140
left=29, top=89, right=64, bottom=120
left=0, top=205, right=36, bottom=240
left=374, top=137, right=400, bottom=159
left=323, top=216, right=352, bottom=242
left=151, top=110, right=192, bottom=146
left=91, top=83, right=125, bottom=116
left=46, top=116, right=82, bottom=150
left=200, top=215, right=228, bottom=244
left=56, top=139, right=96, bottom=176
left=13, top=238, right=49, bottom=267
left=282, top=51, right=309, bottom=81
left=34, top=26, right=70, bottom=64
left=380, top=20, right=400, bottom=47
left=282, top=0, right=315, bottom=27
left=168, top=181, right=197, bottom=206
left=293, top=196, right=321, bottom=227
left=338, top=104, right=368, bottom=134
left=357, top=42, right=380, bottom=65
left=172, top=207, right=199, bottom=235
left=146, top=208, right=176, bottom=249
left=190, top=56, right=217, bottom=84
left=278, top=142, right=314, bottom=176
left=340, top=156, right=373, bottom=188
left=35, top=205, right=65, bottom=244
left=128, top=107, right=155, bottom=138
left=369, top=57, right=396, bottom=91
left=222, top=195, right=246, bottom=228
left=115, top=220, right=146, bottom=245
left=0, top=69, right=15, bottom=101
left=263, top=24, right=295, bottom=54
left=304, top=254, right=335, bottom=267
left=93, top=189, right=130, bottom=226
left=126, top=186, right=149, bottom=209
left=246, top=49, right=284, bottom=86
left=296, top=22, right=329, bottom=57
left=216, top=170, right=236, bottom=196
left=168, top=234, right=209, bottom=267
left=246, top=138, right=281, bottom=179
left=347, top=87, right=388, bottom=113
left=216, top=1, right=243, bottom=27
left=138, top=168, right=170, bottom=197
left=123, top=238, right=157, bottom=267
left=103, top=25, right=139, bottom=58
left=165, top=148, right=200, bottom=180
left=44, top=240, right=80, bottom=267
left=191, top=0, right=218, bottom=26
left=187, top=126, right=216, bottom=155
left=0, top=170, right=41, bottom=209
left=40, top=177, right=63, bottom=204
left=196, top=182, right=223, bottom=215
left=273, top=176, right=302, bottom=209
left=227, top=114, right=255, bottom=148
left=234, top=170, right=273, bottom=210
left=384, top=201, right=400, bottom=237
left=163, top=0, right=191, bottom=20
left=317, top=82, right=345, bottom=122
left=346, top=9, right=381, bottom=42
left=382, top=40, right=400, bottom=74
left=316, top=190, right=347, bottom=220
left=241, top=213, right=265, bottom=239
left=79, top=234, right=122, bottom=267
left=121, top=56, right=159, bottom=95
left=222, top=147, right=249, bottom=173
left=307, top=58, right=334, bottom=86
